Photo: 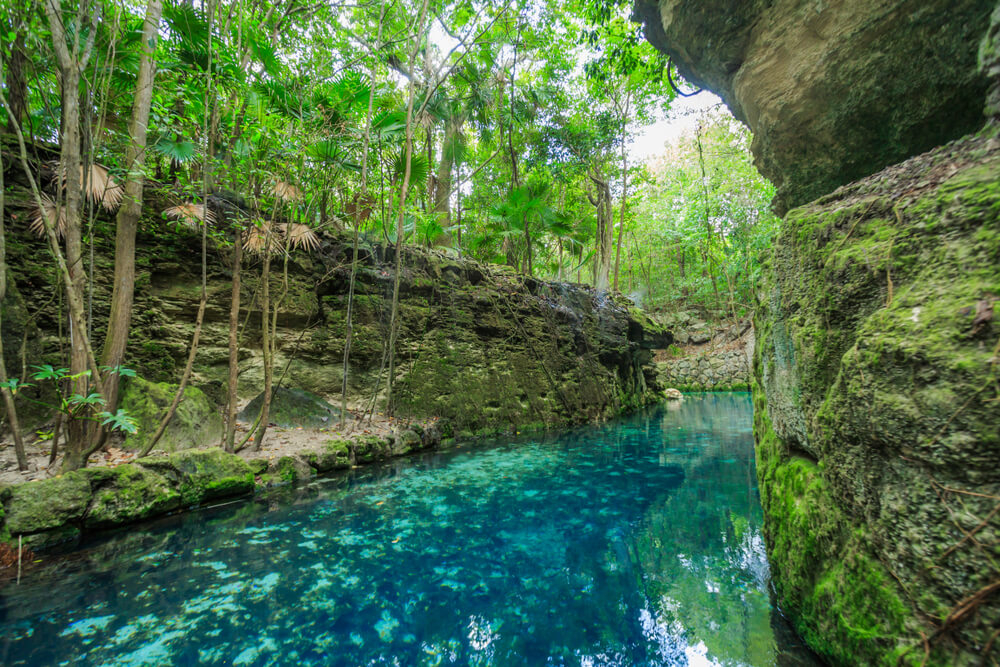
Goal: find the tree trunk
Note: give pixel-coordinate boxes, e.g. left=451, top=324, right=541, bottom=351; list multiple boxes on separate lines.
left=386, top=0, right=430, bottom=415
left=342, top=0, right=386, bottom=426
left=224, top=230, right=241, bottom=452
left=251, top=250, right=273, bottom=450
left=100, top=0, right=163, bottom=420
left=590, top=168, right=613, bottom=291
left=2, top=13, right=28, bottom=135
left=612, top=140, right=628, bottom=292
left=523, top=213, right=532, bottom=276
left=0, top=139, right=27, bottom=470
left=42, top=0, right=102, bottom=471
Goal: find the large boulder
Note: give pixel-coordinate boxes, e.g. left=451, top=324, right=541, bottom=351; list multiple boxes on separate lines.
left=238, top=387, right=342, bottom=428
left=753, top=132, right=1000, bottom=665
left=119, top=376, right=223, bottom=453
left=633, top=0, right=995, bottom=213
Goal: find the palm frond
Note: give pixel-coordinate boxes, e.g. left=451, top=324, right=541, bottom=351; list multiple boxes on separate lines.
left=29, top=193, right=66, bottom=238
left=272, top=181, right=302, bottom=202
left=243, top=220, right=279, bottom=255
left=163, top=202, right=215, bottom=228
left=279, top=223, right=320, bottom=252
left=58, top=163, right=124, bottom=211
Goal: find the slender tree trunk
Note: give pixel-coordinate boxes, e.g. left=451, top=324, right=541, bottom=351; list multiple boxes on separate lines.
left=224, top=229, right=242, bottom=451
left=251, top=246, right=273, bottom=450
left=523, top=213, right=532, bottom=276
left=2, top=8, right=28, bottom=135
left=386, top=0, right=430, bottom=415
left=99, top=0, right=163, bottom=421
left=138, top=0, right=212, bottom=457
left=0, top=138, right=27, bottom=470
left=696, top=122, right=721, bottom=308
left=612, top=94, right=630, bottom=292
left=342, top=0, right=386, bottom=426
left=42, top=0, right=104, bottom=470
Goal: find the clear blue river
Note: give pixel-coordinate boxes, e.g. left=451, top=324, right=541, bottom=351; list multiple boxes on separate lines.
left=0, top=393, right=820, bottom=666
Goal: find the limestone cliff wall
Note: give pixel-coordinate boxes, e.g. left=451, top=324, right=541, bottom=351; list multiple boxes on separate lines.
left=754, top=132, right=999, bottom=665
left=635, top=2, right=1000, bottom=663
left=1, top=218, right=669, bottom=437
left=633, top=0, right=994, bottom=213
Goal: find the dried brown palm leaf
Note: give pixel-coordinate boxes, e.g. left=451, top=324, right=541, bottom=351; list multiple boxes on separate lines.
left=163, top=202, right=216, bottom=229
left=280, top=223, right=321, bottom=252
left=29, top=193, right=67, bottom=238
left=57, top=163, right=124, bottom=211
left=243, top=220, right=279, bottom=256
left=272, top=180, right=302, bottom=202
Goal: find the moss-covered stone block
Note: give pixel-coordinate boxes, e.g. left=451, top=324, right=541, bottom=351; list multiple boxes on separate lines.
left=140, top=448, right=254, bottom=505
left=306, top=439, right=351, bottom=472
left=81, top=465, right=182, bottom=528
left=3, top=472, right=91, bottom=535
left=237, top=387, right=342, bottom=429
left=351, top=435, right=391, bottom=464
left=120, top=376, right=223, bottom=453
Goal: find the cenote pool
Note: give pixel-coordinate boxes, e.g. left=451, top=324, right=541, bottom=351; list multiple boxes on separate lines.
left=0, top=393, right=819, bottom=666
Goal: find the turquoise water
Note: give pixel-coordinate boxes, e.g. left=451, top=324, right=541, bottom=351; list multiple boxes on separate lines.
left=0, top=393, right=819, bottom=666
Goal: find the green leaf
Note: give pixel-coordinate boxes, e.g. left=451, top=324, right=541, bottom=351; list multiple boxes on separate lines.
left=99, top=409, right=139, bottom=435
left=68, top=392, right=106, bottom=408
left=101, top=365, right=137, bottom=377
left=31, top=364, right=68, bottom=381
left=155, top=136, right=198, bottom=163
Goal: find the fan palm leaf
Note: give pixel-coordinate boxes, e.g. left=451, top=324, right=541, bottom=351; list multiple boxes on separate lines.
left=29, top=193, right=67, bottom=238
left=272, top=181, right=302, bottom=202
left=243, top=220, right=279, bottom=255
left=58, top=162, right=124, bottom=211
left=162, top=202, right=215, bottom=228
left=279, top=223, right=320, bottom=252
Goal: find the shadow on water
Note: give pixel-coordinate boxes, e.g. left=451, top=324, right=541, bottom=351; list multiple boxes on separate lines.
left=0, top=393, right=822, bottom=666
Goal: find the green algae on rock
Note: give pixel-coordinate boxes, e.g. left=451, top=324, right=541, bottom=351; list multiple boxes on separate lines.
left=753, top=131, right=1000, bottom=665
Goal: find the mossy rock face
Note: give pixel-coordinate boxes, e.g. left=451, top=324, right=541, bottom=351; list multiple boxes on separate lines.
left=260, top=456, right=315, bottom=487
left=81, top=465, right=181, bottom=528
left=753, top=131, right=1000, bottom=665
left=351, top=435, right=391, bottom=464
left=3, top=472, right=91, bottom=535
left=5, top=190, right=667, bottom=448
left=139, top=449, right=255, bottom=505
left=119, top=376, right=223, bottom=453
left=306, top=439, right=351, bottom=472
left=238, top=387, right=342, bottom=429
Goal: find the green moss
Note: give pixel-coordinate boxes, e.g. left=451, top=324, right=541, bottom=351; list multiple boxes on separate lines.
left=754, top=404, right=911, bottom=666
left=754, top=136, right=1000, bottom=665
left=140, top=448, right=254, bottom=505
left=3, top=472, right=91, bottom=535
left=120, top=376, right=223, bottom=453
left=82, top=465, right=181, bottom=528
